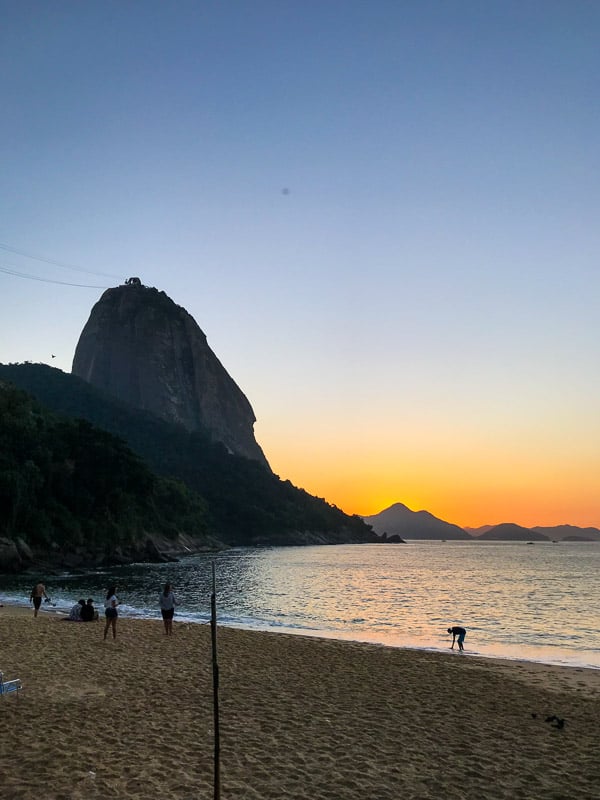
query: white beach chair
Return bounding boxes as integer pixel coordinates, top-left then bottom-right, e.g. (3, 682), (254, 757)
(0, 671), (23, 698)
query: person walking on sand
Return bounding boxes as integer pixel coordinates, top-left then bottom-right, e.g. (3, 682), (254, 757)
(103, 586), (119, 640)
(30, 582), (50, 617)
(448, 625), (466, 651)
(159, 582), (179, 635)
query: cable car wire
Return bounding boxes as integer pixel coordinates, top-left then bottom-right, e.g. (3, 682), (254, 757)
(0, 241), (122, 279)
(0, 264), (110, 289)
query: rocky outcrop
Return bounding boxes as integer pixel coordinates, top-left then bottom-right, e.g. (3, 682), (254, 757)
(378, 532), (406, 543)
(0, 532), (225, 575)
(0, 538), (22, 572)
(72, 283), (269, 468)
(0, 537), (35, 572)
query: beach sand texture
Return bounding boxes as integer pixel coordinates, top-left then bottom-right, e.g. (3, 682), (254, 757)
(0, 607), (598, 800)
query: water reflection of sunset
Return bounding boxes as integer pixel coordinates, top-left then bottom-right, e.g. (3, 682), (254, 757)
(240, 542), (600, 669)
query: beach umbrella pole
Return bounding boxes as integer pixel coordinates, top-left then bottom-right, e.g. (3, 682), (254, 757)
(210, 561), (221, 800)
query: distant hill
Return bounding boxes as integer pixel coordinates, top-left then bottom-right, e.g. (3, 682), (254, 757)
(532, 525), (600, 542)
(365, 511), (600, 543)
(469, 523), (600, 542)
(362, 503), (471, 540)
(464, 525), (494, 535)
(0, 363), (378, 549)
(476, 523), (549, 541)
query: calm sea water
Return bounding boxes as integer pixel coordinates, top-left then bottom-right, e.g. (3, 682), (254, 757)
(2, 541), (599, 669)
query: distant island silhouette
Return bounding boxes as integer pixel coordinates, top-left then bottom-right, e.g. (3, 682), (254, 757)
(362, 503), (600, 542)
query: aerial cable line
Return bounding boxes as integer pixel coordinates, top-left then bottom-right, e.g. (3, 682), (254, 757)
(0, 241), (122, 279)
(0, 264), (110, 289)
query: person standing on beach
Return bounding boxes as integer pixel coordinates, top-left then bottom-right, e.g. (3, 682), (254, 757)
(159, 582), (179, 635)
(30, 582), (50, 617)
(103, 586), (119, 640)
(448, 626), (466, 651)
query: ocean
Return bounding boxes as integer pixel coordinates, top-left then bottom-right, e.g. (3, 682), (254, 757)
(2, 541), (599, 669)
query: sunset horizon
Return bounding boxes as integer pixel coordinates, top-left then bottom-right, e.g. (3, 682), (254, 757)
(3, 2), (598, 537)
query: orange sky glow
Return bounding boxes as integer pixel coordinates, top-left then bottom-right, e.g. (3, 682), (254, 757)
(260, 421), (600, 530)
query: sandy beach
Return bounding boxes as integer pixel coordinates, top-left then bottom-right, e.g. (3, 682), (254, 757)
(0, 606), (598, 800)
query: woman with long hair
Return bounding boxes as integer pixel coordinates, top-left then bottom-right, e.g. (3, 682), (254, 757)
(159, 582), (179, 635)
(103, 585), (119, 640)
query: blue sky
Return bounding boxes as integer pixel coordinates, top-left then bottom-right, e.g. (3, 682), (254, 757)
(1, 1), (599, 526)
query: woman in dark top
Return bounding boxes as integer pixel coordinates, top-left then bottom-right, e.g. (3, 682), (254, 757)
(103, 586), (119, 640)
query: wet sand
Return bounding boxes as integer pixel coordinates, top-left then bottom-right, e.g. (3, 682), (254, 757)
(1, 605), (598, 799)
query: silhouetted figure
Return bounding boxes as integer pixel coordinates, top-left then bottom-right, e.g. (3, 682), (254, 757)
(103, 586), (119, 640)
(448, 626), (466, 651)
(81, 598), (97, 622)
(30, 582), (50, 617)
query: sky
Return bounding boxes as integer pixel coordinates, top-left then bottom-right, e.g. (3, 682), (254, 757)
(1, 1), (599, 528)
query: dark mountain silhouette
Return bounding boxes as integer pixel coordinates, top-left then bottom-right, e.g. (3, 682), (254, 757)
(362, 502), (471, 540)
(0, 363), (378, 549)
(464, 525), (494, 535)
(477, 523), (549, 541)
(532, 525), (600, 542)
(72, 282), (269, 467)
(467, 523), (600, 541)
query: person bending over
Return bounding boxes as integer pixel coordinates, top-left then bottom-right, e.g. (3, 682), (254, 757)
(448, 626), (466, 651)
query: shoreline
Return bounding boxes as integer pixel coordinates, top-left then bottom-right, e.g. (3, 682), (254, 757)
(3, 603), (600, 690)
(3, 598), (599, 674)
(1, 606), (598, 799)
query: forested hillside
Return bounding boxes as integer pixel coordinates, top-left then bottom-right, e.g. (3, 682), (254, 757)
(0, 364), (377, 548)
(0, 381), (217, 570)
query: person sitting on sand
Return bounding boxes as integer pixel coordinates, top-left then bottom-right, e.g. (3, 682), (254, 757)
(159, 582), (179, 635)
(448, 626), (466, 651)
(67, 599), (86, 621)
(81, 598), (97, 622)
(30, 582), (50, 617)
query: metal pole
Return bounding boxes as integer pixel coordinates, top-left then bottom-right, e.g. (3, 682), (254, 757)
(210, 561), (221, 800)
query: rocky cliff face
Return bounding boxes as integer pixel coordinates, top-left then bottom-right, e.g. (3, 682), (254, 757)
(72, 283), (270, 468)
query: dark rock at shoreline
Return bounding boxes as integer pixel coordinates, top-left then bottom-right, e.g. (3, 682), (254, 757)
(378, 532), (406, 543)
(0, 538), (22, 572)
(0, 533), (223, 576)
